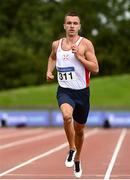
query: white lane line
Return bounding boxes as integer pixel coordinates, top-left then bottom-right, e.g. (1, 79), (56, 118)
(6, 173), (130, 177)
(0, 179), (128, 180)
(104, 128), (127, 180)
(0, 179), (107, 180)
(0, 129), (64, 150)
(0, 128), (98, 177)
(0, 129), (44, 139)
(5, 173), (104, 177)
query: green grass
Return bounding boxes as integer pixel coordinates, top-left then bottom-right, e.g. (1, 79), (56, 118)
(0, 84), (58, 109)
(0, 74), (130, 110)
(90, 74), (130, 110)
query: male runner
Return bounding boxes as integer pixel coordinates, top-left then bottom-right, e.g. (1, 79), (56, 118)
(46, 11), (99, 178)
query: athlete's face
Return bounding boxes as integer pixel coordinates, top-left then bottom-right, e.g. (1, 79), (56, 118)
(64, 16), (81, 36)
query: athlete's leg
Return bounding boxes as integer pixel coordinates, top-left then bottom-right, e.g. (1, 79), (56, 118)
(60, 103), (76, 150)
(74, 121), (85, 161)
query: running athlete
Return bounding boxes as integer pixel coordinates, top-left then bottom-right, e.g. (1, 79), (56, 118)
(46, 11), (99, 178)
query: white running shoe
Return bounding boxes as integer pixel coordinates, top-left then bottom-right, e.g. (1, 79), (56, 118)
(65, 149), (76, 167)
(74, 161), (82, 178)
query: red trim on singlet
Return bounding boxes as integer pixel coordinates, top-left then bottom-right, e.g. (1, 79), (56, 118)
(85, 68), (90, 87)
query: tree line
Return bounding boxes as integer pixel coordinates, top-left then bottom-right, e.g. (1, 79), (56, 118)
(0, 0), (130, 90)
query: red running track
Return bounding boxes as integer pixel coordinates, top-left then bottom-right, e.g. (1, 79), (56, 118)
(0, 127), (130, 180)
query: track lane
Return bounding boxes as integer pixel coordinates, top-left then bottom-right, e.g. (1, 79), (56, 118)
(0, 128), (49, 144)
(110, 128), (130, 179)
(0, 129), (98, 179)
(0, 128), (129, 179)
(0, 129), (65, 172)
(82, 128), (123, 179)
(104, 129), (127, 179)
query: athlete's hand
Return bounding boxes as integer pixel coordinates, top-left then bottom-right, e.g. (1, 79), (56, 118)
(46, 72), (54, 82)
(72, 44), (82, 60)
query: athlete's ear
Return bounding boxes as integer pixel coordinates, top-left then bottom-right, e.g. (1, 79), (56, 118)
(79, 24), (81, 31)
(63, 24), (66, 30)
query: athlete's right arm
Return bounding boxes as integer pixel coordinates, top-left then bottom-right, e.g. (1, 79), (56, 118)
(46, 41), (58, 81)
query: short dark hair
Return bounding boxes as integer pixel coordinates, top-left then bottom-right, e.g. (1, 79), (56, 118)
(64, 11), (80, 22)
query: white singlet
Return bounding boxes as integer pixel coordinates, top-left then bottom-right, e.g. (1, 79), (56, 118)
(56, 37), (90, 90)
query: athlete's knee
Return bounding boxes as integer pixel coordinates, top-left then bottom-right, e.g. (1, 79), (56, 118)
(63, 112), (72, 124)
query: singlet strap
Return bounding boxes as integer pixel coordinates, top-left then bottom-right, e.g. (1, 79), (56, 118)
(58, 37), (83, 50)
(57, 38), (62, 50)
(75, 37), (83, 46)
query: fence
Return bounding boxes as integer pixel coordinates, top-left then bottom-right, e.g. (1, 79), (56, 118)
(0, 110), (130, 128)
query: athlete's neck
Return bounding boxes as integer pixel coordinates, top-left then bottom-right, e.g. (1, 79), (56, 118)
(65, 35), (80, 44)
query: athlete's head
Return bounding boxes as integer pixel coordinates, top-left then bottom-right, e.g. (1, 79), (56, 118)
(64, 11), (81, 23)
(64, 11), (81, 36)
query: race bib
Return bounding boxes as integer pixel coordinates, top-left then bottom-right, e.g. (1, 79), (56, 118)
(57, 67), (76, 81)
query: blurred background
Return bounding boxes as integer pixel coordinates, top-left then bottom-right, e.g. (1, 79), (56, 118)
(0, 0), (130, 128)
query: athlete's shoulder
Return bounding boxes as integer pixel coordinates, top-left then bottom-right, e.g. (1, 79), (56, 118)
(52, 39), (59, 48)
(82, 37), (93, 46)
(81, 37), (95, 52)
(52, 38), (63, 50)
(52, 37), (64, 46)
(50, 39), (59, 53)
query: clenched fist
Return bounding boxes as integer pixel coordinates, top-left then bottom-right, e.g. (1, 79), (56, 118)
(46, 72), (54, 82)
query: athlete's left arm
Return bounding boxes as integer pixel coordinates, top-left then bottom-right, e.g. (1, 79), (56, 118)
(72, 39), (99, 73)
(84, 40), (99, 73)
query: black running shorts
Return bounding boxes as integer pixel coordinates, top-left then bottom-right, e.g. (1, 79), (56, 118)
(57, 86), (90, 124)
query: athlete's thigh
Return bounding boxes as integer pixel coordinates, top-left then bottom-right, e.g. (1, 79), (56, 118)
(57, 86), (75, 116)
(74, 100), (90, 123)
